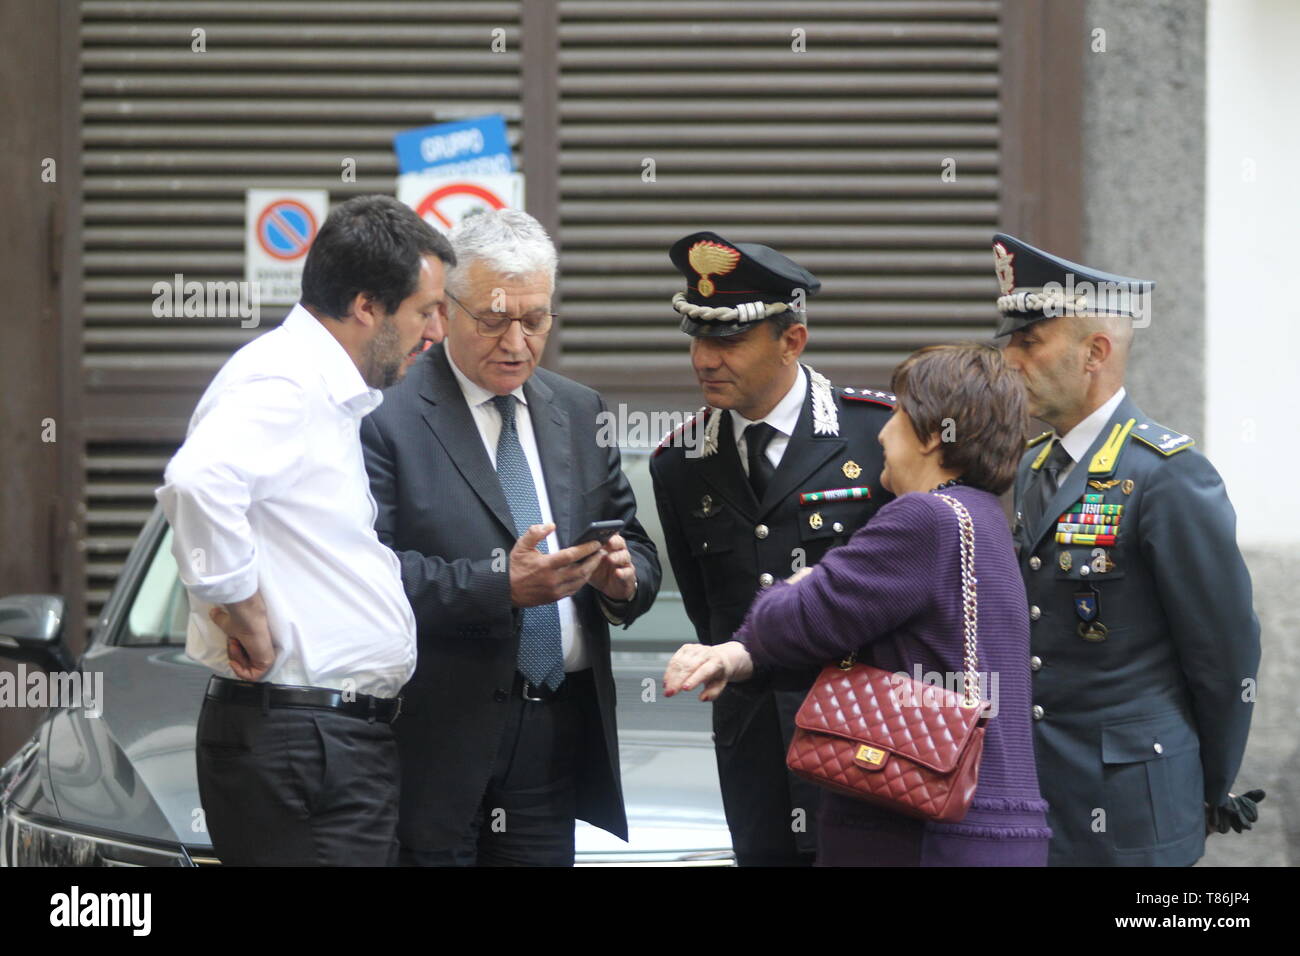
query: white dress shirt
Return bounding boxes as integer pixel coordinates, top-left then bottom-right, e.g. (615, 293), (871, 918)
(731, 365), (808, 474)
(1056, 386), (1127, 482)
(445, 348), (589, 672)
(156, 305), (417, 698)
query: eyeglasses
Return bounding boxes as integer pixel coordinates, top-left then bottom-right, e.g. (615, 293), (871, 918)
(445, 290), (555, 338)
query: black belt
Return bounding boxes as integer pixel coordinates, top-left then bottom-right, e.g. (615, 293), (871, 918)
(513, 668), (592, 703)
(206, 675), (402, 724)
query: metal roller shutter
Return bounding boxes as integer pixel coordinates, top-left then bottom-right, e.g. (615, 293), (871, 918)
(77, 0), (1005, 627)
(79, 0), (523, 626)
(555, 0), (1002, 403)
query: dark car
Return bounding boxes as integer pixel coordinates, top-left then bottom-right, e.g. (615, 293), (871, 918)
(0, 449), (733, 866)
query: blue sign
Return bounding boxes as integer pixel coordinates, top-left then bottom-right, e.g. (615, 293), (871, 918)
(393, 115), (514, 177)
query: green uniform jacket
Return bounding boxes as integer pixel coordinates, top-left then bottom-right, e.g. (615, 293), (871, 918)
(1013, 392), (1260, 866)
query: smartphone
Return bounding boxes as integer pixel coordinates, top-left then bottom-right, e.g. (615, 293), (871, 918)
(569, 519), (625, 550)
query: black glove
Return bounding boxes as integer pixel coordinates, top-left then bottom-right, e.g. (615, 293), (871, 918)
(1207, 789), (1265, 834)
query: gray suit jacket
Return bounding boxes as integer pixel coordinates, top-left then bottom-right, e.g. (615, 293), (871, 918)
(1013, 393), (1259, 865)
(360, 344), (661, 851)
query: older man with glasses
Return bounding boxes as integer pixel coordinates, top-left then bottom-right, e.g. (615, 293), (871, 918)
(360, 208), (661, 866)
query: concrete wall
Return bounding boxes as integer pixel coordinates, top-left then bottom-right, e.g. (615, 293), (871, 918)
(1199, 0), (1300, 867)
(1204, 0), (1300, 549)
(1080, 0), (1296, 866)
(1082, 0), (1207, 438)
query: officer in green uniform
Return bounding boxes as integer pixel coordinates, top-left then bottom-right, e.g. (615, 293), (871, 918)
(651, 231), (894, 866)
(993, 232), (1263, 865)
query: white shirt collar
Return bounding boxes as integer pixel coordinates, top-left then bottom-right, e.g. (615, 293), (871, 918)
(281, 304), (382, 417)
(1058, 386), (1127, 464)
(730, 365), (807, 441)
(445, 343), (529, 409)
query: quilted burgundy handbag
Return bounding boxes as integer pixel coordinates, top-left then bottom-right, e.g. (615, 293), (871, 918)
(786, 493), (989, 823)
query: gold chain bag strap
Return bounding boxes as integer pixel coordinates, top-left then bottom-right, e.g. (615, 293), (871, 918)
(785, 492), (990, 822)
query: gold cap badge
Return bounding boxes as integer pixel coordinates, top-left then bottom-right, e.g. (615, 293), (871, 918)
(688, 241), (741, 298)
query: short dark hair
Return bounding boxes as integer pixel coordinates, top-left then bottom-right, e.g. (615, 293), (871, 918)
(767, 310), (805, 338)
(300, 194), (456, 319)
(889, 343), (1028, 495)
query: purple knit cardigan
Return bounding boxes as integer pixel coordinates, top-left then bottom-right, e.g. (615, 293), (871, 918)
(733, 485), (1051, 866)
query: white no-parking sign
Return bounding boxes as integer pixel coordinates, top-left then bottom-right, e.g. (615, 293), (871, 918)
(245, 189), (329, 304)
(397, 173), (525, 235)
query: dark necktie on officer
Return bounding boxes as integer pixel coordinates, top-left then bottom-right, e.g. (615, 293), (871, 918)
(493, 394), (564, 690)
(745, 422), (777, 500)
(1025, 438), (1072, 532)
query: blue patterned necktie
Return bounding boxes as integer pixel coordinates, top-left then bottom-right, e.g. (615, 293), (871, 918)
(492, 394), (564, 690)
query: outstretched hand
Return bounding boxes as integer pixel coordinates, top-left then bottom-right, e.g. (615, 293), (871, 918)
(663, 641), (754, 702)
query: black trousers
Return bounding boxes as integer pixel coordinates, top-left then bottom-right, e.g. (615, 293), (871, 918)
(195, 691), (400, 866)
(399, 669), (592, 867)
(713, 682), (819, 867)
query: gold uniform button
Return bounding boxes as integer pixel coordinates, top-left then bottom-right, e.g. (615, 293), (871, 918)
(755, 524), (769, 539)
(1029, 605), (1041, 621)
(1029, 655), (1042, 672)
(1032, 705), (1044, 721)
(1029, 556), (1041, 570)
(759, 573), (774, 588)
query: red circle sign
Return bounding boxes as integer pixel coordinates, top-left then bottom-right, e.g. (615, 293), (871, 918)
(414, 183), (507, 228)
(255, 199), (319, 261)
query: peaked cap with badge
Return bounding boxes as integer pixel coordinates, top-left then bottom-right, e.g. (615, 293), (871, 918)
(669, 230), (821, 337)
(653, 230), (898, 866)
(998, 236), (1261, 867)
(992, 232), (1154, 336)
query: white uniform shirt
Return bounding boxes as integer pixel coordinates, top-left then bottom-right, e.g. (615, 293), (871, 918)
(445, 348), (589, 672)
(156, 305), (417, 698)
(731, 365), (808, 474)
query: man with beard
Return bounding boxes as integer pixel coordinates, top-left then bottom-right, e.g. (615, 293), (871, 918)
(993, 232), (1262, 865)
(157, 194), (454, 865)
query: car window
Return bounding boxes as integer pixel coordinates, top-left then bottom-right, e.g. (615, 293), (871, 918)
(122, 527), (189, 646)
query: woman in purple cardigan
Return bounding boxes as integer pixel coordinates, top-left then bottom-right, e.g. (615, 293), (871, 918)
(664, 343), (1051, 866)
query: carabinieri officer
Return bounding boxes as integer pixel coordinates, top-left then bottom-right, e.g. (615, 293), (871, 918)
(993, 232), (1263, 865)
(651, 231), (894, 866)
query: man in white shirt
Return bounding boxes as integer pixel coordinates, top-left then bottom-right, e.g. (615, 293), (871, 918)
(156, 195), (455, 865)
(360, 209), (661, 865)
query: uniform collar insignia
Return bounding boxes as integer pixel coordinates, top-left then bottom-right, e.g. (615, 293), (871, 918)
(1087, 418), (1138, 475)
(807, 365), (839, 437)
(699, 405), (721, 458)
